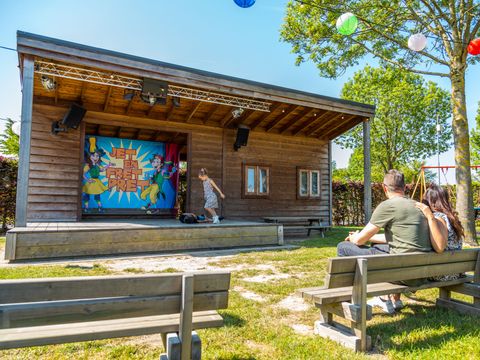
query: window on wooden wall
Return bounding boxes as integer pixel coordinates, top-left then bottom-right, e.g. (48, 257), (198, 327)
(243, 164), (270, 198)
(297, 168), (321, 199)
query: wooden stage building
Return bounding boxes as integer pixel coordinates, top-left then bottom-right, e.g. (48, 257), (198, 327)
(6, 31), (374, 261)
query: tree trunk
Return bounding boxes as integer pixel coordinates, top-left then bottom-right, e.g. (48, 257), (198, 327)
(451, 67), (477, 244)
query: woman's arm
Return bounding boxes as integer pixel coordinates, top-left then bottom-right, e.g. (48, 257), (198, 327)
(209, 179), (225, 199)
(415, 202), (447, 253)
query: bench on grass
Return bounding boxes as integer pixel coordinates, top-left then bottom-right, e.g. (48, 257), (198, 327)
(0, 271), (231, 360)
(297, 249), (480, 352)
(263, 216), (331, 237)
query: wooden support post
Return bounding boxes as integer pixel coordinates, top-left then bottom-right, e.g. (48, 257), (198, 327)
(351, 258), (368, 352)
(15, 55), (35, 227)
(474, 252), (480, 307)
(179, 274), (194, 360)
(363, 119), (372, 224)
(328, 140), (333, 227)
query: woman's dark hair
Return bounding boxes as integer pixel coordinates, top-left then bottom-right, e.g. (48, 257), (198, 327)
(198, 168), (208, 176)
(85, 149), (105, 168)
(423, 184), (464, 240)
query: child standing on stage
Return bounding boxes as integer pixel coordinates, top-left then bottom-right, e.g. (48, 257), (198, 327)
(198, 168), (225, 224)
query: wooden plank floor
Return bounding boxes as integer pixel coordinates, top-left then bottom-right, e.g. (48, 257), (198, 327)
(5, 220), (282, 261)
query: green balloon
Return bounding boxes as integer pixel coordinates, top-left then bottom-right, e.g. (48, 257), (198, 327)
(336, 13), (358, 36)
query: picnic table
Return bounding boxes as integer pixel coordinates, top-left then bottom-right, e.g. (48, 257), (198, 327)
(263, 216), (331, 237)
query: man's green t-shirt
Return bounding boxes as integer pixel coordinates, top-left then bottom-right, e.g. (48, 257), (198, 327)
(370, 196), (431, 254)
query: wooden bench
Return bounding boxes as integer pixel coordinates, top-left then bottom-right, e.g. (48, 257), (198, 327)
(263, 217), (331, 237)
(297, 249), (480, 352)
(0, 271), (231, 360)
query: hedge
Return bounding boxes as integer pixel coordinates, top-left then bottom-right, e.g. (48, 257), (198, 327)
(0, 156), (17, 231)
(332, 180), (480, 226)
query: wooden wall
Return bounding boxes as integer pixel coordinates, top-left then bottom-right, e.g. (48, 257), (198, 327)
(26, 105), (330, 222)
(219, 130), (330, 221)
(27, 105), (82, 221)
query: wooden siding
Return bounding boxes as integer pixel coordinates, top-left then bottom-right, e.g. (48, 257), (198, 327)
(27, 105), (82, 221)
(26, 105), (330, 222)
(219, 130), (330, 220)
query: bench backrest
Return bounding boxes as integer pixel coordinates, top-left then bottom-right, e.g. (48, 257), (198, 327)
(0, 271), (230, 329)
(324, 249), (480, 289)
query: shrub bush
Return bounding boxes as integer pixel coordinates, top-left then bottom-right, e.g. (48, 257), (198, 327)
(0, 156), (17, 231)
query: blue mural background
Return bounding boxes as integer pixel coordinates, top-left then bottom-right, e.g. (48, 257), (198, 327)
(82, 135), (179, 212)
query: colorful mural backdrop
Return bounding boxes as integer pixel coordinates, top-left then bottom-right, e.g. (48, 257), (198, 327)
(82, 136), (179, 213)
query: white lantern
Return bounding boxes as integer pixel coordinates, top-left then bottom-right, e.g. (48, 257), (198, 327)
(11, 121), (21, 136)
(408, 33), (427, 52)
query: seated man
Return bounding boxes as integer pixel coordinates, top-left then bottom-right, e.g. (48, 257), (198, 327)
(337, 169), (444, 313)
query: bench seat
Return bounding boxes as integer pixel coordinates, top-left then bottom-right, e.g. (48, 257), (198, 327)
(0, 310), (223, 350)
(299, 275), (473, 305)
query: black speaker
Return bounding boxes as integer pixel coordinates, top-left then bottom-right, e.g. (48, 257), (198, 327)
(234, 125), (250, 151)
(62, 104), (86, 129)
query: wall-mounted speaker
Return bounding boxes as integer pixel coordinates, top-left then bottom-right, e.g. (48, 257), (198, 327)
(234, 124), (250, 151)
(52, 104), (86, 135)
(62, 104), (86, 129)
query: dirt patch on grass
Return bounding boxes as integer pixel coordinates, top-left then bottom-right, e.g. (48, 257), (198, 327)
(234, 286), (268, 302)
(275, 294), (311, 312)
(242, 273), (291, 283)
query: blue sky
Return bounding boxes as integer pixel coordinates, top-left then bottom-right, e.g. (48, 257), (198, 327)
(0, 0), (479, 183)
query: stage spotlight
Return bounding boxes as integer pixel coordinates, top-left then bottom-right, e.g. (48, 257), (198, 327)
(123, 91), (135, 101)
(41, 75), (56, 91)
(232, 107), (244, 119)
(172, 96), (181, 107)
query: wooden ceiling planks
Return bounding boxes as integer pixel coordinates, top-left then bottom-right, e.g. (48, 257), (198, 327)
(265, 105), (301, 133)
(32, 70), (362, 140)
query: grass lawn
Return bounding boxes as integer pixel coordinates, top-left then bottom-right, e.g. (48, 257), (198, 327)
(0, 228), (479, 359)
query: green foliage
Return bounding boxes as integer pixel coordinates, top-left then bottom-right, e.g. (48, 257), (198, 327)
(471, 101), (480, 166)
(0, 156), (17, 230)
(0, 118), (19, 157)
(336, 66), (451, 173)
(280, 1), (480, 79)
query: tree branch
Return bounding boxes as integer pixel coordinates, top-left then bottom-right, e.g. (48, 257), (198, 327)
(358, 16), (449, 66)
(349, 38), (450, 77)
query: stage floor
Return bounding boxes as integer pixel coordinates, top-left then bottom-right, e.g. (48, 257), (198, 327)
(5, 219), (283, 261)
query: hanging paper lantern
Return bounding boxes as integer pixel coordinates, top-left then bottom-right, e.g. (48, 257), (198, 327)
(11, 121), (21, 136)
(233, 0), (255, 8)
(408, 33), (428, 52)
(336, 13), (358, 36)
(467, 38), (480, 56)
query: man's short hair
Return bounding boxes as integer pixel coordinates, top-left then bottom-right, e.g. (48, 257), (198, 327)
(383, 169), (405, 193)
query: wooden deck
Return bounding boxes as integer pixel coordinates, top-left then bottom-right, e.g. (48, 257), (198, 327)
(5, 219), (283, 261)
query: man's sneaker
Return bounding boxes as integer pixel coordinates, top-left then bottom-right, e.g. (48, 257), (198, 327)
(393, 300), (404, 310)
(367, 296), (395, 314)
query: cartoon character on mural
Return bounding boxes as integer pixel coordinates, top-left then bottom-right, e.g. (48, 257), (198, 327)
(82, 137), (112, 212)
(140, 154), (177, 214)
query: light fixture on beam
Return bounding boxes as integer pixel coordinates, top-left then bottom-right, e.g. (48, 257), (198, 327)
(232, 107), (244, 119)
(40, 75), (57, 91)
(34, 60), (271, 112)
(172, 96), (181, 107)
(141, 78), (168, 106)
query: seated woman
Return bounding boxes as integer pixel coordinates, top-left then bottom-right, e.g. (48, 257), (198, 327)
(416, 184), (464, 281)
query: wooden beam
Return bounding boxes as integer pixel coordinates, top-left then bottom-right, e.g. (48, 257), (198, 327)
(280, 107), (315, 134)
(320, 115), (357, 138)
(54, 76), (58, 105)
(125, 94), (136, 115)
(103, 86), (113, 112)
(79, 82), (87, 104)
(321, 116), (361, 139)
(147, 104), (156, 118)
(179, 274), (194, 360)
(116, 127), (123, 138)
(203, 104), (220, 124)
(185, 102), (202, 123)
(15, 55), (35, 227)
(220, 111), (233, 128)
(294, 110), (331, 136)
(151, 130), (160, 141)
(166, 102), (176, 121)
(249, 103), (281, 130)
(265, 105), (300, 132)
(309, 113), (343, 137)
